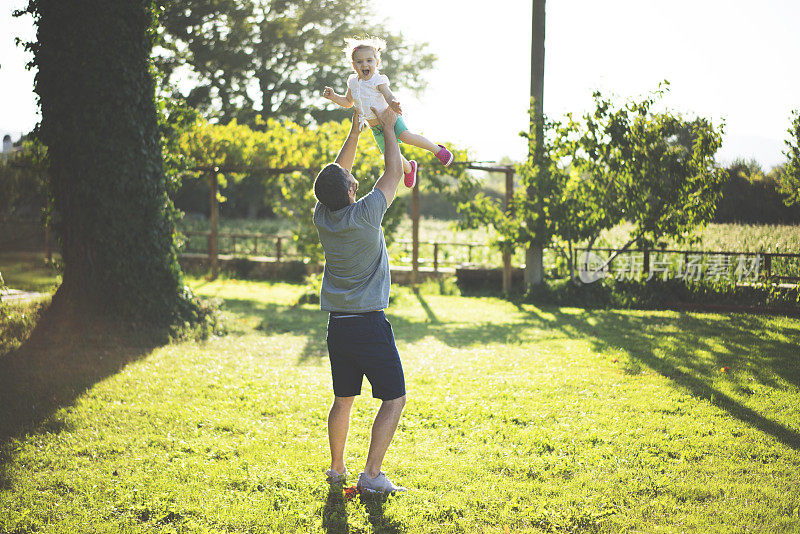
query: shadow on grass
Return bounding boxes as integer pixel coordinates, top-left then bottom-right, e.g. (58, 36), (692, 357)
(0, 309), (161, 488)
(322, 485), (350, 533)
(411, 288), (440, 324)
(321, 486), (405, 534)
(211, 290), (800, 450)
(222, 292), (536, 359)
(228, 298), (330, 364)
(362, 493), (406, 534)
(519, 305), (800, 450)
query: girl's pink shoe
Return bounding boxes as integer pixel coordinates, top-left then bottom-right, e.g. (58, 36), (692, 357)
(436, 145), (454, 167)
(404, 160), (418, 188)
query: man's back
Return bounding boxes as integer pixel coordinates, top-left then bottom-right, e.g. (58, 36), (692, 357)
(313, 188), (390, 312)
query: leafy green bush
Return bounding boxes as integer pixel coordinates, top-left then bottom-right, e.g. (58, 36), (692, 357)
(525, 277), (800, 313)
(168, 289), (226, 342)
(295, 274), (323, 306)
(415, 276), (462, 296)
(173, 116), (472, 263)
(455, 267), (526, 295)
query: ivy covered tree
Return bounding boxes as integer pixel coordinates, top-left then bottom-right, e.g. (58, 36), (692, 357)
(16, 0), (202, 327)
(154, 0), (436, 126)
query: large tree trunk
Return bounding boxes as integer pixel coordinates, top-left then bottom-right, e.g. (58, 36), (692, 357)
(31, 0), (196, 325)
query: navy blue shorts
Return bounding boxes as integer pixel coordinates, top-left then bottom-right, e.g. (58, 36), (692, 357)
(326, 311), (405, 401)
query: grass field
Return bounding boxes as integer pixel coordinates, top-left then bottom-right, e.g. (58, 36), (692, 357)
(177, 217), (800, 253)
(1, 279), (799, 532)
(0, 251), (61, 293)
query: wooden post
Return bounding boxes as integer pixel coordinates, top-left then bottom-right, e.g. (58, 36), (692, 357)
(44, 222), (52, 264)
(503, 168), (515, 294)
(526, 0), (546, 289)
(433, 242), (439, 273)
(684, 252), (689, 278)
(411, 179), (420, 285)
(276, 236), (282, 263)
(569, 242), (575, 281)
(44, 197), (53, 263)
(209, 170), (219, 280)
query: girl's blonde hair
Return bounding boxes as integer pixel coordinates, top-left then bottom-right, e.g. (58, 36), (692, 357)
(343, 36), (387, 61)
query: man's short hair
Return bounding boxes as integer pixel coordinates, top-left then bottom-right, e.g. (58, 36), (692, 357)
(314, 163), (351, 211)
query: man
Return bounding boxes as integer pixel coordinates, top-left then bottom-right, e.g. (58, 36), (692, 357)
(312, 105), (407, 494)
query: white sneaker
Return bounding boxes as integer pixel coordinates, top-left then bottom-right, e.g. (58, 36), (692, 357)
(356, 471), (407, 495)
(326, 468), (347, 485)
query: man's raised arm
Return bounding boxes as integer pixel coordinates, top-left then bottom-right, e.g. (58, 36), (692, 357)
(372, 107), (404, 207)
(334, 109), (362, 173)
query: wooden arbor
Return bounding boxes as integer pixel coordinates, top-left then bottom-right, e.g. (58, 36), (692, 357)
(196, 161), (518, 294)
(405, 161), (517, 294)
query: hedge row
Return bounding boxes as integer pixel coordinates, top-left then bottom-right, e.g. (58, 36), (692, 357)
(523, 277), (800, 315)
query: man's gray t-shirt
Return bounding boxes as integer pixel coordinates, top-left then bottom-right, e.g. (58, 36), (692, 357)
(313, 189), (390, 312)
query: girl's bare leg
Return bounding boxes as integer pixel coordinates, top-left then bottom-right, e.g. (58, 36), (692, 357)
(401, 153), (411, 174)
(399, 131), (441, 155)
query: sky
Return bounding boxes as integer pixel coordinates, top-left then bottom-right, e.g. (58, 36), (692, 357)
(2, 0), (799, 168)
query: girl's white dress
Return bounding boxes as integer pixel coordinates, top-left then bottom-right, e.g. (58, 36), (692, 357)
(347, 71), (390, 130)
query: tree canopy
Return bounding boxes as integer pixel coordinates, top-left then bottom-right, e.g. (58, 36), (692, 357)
(779, 109), (800, 206)
(458, 86), (728, 276)
(153, 0), (436, 126)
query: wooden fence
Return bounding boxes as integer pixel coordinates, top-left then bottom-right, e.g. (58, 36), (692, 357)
(181, 230), (291, 261)
(393, 239), (492, 271)
(180, 233), (800, 285)
(179, 231), (494, 273)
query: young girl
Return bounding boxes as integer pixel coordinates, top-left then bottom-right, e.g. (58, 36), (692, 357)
(323, 37), (453, 188)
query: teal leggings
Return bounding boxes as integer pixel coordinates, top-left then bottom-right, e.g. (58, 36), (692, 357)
(370, 116), (409, 153)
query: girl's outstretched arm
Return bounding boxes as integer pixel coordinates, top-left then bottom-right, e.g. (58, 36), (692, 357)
(323, 86), (354, 108)
(377, 84), (402, 114)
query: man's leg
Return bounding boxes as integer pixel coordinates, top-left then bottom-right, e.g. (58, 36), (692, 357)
(364, 395), (406, 478)
(328, 395), (355, 474)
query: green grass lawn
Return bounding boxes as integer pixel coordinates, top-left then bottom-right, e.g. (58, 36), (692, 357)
(1, 279), (799, 533)
(0, 251), (62, 293)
